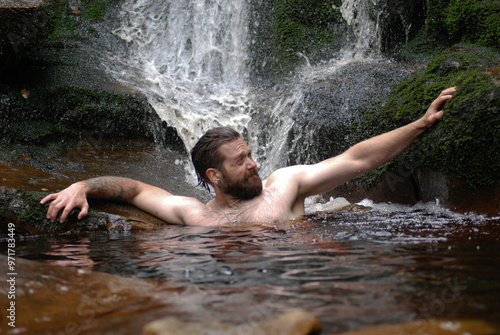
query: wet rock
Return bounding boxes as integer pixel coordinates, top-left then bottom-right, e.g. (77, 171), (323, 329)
(376, 0), (426, 53)
(0, 255), (322, 335)
(0, 254), (174, 334)
(334, 319), (500, 335)
(0, 0), (60, 77)
(0, 0), (44, 7)
(0, 0), (184, 148)
(0, 185), (167, 235)
(328, 169), (500, 217)
(142, 309), (321, 335)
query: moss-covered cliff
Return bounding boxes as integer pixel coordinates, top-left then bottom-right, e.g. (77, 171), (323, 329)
(272, 0), (499, 70)
(273, 0), (344, 75)
(354, 46), (500, 189)
(426, 0), (500, 50)
(0, 0), (182, 148)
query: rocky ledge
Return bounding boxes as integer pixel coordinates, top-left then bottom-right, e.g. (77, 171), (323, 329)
(0, 185), (168, 235)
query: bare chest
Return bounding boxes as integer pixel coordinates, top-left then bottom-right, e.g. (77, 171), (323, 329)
(207, 189), (295, 225)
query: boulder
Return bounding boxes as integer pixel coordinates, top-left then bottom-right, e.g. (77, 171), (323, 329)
(143, 309), (321, 335)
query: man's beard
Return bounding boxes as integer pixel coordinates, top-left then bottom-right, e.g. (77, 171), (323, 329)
(221, 168), (263, 200)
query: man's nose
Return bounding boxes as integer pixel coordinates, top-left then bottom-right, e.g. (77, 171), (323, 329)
(247, 157), (257, 169)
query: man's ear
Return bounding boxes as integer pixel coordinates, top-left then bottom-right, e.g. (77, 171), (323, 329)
(206, 168), (223, 186)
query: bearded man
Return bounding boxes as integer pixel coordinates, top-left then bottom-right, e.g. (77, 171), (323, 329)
(41, 87), (456, 226)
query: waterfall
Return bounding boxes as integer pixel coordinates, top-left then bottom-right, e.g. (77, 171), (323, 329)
(337, 0), (382, 58)
(106, 0), (253, 153)
(105, 0), (392, 178)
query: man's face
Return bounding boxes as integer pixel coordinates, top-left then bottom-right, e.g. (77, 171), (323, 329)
(218, 138), (263, 200)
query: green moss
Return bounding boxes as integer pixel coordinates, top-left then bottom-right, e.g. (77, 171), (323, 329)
(44, 0), (107, 42)
(445, 0), (500, 49)
(18, 190), (63, 232)
(83, 0), (107, 23)
(50, 14), (80, 39)
(354, 46), (500, 189)
(399, 0), (499, 61)
(274, 0), (342, 74)
(425, 0), (452, 43)
(39, 0), (68, 39)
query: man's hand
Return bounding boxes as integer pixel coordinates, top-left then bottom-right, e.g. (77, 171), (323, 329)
(420, 86), (456, 128)
(40, 182), (90, 223)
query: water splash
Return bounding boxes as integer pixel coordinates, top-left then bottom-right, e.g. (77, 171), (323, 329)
(106, 0), (252, 152)
(104, 0), (393, 176)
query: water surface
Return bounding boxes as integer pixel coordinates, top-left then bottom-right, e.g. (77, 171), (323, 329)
(7, 202), (500, 333)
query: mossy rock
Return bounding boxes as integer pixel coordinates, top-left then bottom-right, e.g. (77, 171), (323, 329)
(353, 45), (500, 189)
(0, 86), (173, 146)
(425, 0), (500, 50)
(273, 0), (344, 75)
(0, 186), (160, 235)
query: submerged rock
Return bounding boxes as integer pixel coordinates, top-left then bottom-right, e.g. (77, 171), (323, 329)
(142, 309), (321, 335)
(0, 254), (171, 334)
(334, 319), (500, 335)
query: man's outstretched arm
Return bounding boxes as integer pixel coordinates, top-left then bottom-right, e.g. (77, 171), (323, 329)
(295, 86), (456, 197)
(41, 177), (145, 223)
(40, 176), (205, 225)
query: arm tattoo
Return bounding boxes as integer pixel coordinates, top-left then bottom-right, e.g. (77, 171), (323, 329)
(83, 177), (139, 203)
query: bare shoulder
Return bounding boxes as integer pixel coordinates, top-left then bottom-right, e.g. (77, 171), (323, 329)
(263, 165), (310, 202)
(264, 165), (308, 188)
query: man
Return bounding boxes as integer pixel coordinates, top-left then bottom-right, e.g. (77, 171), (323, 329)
(41, 87), (456, 226)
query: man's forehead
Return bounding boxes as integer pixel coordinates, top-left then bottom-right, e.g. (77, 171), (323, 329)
(219, 138), (250, 156)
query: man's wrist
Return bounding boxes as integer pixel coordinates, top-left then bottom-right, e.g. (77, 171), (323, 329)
(414, 117), (430, 130)
(76, 181), (90, 195)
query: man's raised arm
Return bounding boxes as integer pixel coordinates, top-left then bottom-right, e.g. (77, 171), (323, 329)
(296, 87), (456, 197)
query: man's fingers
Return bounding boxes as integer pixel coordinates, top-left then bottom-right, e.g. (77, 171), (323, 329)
(437, 87), (456, 105)
(429, 110), (445, 124)
(430, 87), (456, 111)
(40, 193), (57, 205)
(78, 203), (89, 220)
(441, 86), (457, 96)
(47, 199), (64, 222)
(59, 205), (74, 223)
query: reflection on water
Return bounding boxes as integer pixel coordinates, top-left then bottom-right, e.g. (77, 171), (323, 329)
(4, 203), (500, 333)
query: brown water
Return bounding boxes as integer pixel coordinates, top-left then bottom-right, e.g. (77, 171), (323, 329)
(1, 145), (500, 334)
(3, 206), (500, 334)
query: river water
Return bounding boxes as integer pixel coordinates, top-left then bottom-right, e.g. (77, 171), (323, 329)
(5, 197), (500, 333)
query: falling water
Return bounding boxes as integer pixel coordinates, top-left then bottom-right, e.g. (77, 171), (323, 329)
(337, 0), (382, 58)
(107, 0), (253, 152)
(105, 0), (393, 177)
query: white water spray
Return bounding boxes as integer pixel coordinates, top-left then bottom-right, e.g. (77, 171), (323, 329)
(105, 0), (386, 177)
(107, 0), (252, 152)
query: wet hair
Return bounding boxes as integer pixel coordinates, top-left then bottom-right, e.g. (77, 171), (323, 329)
(190, 126), (242, 192)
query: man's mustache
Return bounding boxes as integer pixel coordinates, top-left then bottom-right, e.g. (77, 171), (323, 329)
(247, 168), (260, 178)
